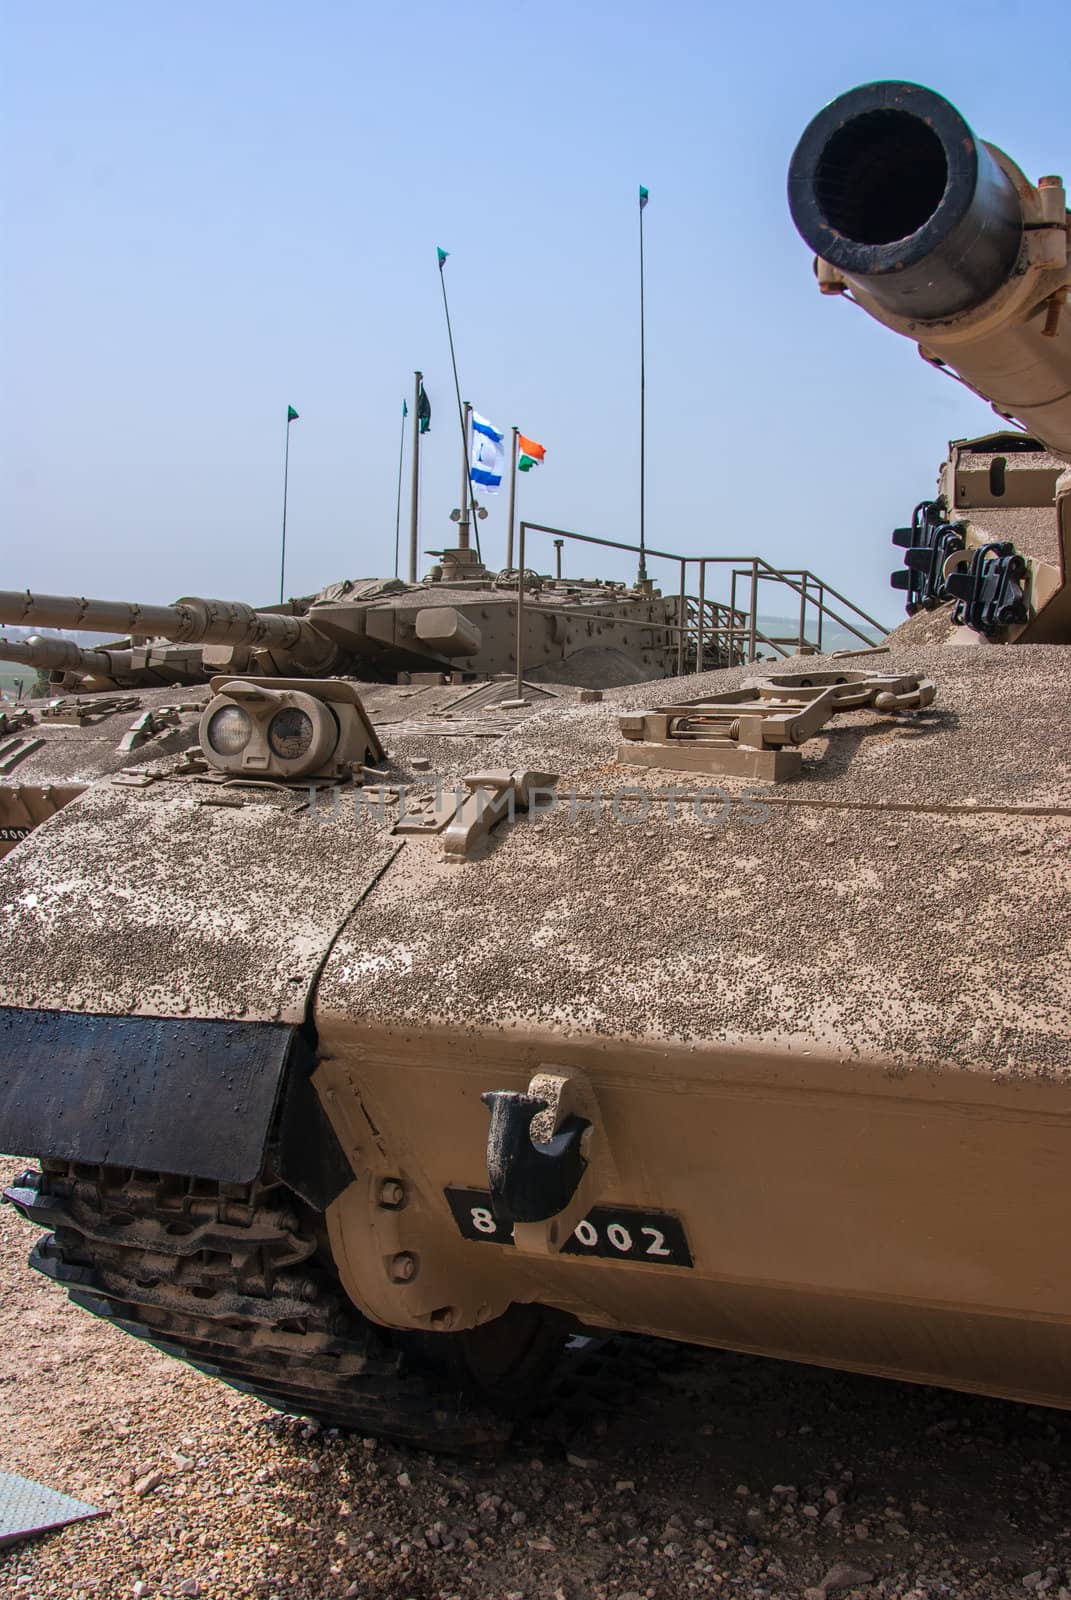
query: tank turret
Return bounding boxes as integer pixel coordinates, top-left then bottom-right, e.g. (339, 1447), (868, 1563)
(789, 81), (1071, 642)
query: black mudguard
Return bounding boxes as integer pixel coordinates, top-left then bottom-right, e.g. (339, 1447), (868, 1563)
(0, 1008), (352, 1203)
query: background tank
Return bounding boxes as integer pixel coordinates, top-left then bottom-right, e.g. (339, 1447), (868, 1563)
(2, 81), (1070, 1453)
(0, 567), (689, 696)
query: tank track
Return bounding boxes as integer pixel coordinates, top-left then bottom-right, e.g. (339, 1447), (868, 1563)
(4, 1162), (512, 1454)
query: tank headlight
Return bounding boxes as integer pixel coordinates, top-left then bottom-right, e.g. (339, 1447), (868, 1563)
(199, 679), (369, 781)
(268, 707), (315, 760)
(206, 704), (253, 755)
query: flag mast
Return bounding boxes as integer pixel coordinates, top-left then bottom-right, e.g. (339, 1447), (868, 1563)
(408, 371), (422, 583)
(393, 396), (408, 580)
(436, 248), (482, 566)
(462, 400), (473, 550)
(506, 425), (519, 571)
(279, 405), (299, 604)
(638, 185), (649, 587)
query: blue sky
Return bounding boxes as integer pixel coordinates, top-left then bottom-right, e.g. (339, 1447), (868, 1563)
(1, 0), (1065, 624)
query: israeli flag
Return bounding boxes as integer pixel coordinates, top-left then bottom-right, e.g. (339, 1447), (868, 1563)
(470, 412), (505, 493)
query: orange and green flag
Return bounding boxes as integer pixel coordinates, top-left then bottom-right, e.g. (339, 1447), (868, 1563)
(517, 433), (545, 473)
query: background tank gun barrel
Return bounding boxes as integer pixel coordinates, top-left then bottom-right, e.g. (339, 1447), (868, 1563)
(0, 634), (121, 677)
(0, 591), (339, 676)
(788, 82), (1071, 458)
(0, 591), (307, 648)
(0, 632), (210, 691)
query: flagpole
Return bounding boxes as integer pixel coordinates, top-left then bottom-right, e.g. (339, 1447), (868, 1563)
(279, 406), (298, 604)
(393, 398), (407, 580)
(506, 425), (519, 571)
(638, 185), (648, 586)
(408, 371), (422, 584)
(461, 400), (471, 543)
(437, 248), (481, 564)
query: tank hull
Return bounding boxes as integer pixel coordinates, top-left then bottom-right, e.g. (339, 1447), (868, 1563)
(2, 638), (1068, 1441)
(316, 1021), (1071, 1411)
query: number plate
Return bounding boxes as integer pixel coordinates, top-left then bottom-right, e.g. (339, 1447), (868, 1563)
(444, 1187), (692, 1268)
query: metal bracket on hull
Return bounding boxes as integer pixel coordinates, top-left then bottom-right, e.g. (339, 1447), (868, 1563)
(946, 542), (1029, 634)
(618, 671), (936, 781)
(393, 769), (558, 859)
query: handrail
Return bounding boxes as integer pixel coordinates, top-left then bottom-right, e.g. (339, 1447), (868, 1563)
(746, 555), (889, 638)
(515, 519), (889, 697)
(734, 567), (877, 650)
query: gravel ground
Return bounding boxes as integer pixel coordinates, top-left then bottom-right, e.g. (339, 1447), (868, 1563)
(2, 1163), (1070, 1600)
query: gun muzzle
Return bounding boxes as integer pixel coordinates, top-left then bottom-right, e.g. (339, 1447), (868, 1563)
(788, 81), (1023, 321)
(788, 81), (1071, 458)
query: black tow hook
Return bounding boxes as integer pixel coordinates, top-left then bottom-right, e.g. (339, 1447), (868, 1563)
(481, 1091), (589, 1226)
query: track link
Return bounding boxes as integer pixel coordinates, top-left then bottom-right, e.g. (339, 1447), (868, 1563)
(4, 1163), (511, 1453)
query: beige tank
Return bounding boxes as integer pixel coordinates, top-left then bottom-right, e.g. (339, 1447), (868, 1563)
(1, 81), (1069, 1452)
(0, 569), (686, 696)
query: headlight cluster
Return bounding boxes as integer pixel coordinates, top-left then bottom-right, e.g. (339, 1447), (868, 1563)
(197, 677), (383, 783)
(205, 704), (318, 763)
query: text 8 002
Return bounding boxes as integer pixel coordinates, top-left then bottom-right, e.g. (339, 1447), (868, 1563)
(445, 1188), (692, 1268)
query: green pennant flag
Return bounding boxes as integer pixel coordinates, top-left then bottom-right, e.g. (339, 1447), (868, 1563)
(639, 185), (649, 210)
(436, 246), (448, 269)
(417, 381), (431, 434)
(402, 399), (408, 417)
(287, 405), (299, 422)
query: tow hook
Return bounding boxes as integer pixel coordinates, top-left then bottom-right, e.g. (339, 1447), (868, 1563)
(479, 1069), (618, 1256)
(481, 1090), (590, 1224)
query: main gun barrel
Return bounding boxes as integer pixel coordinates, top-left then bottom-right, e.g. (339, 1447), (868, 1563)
(788, 82), (1071, 458)
(0, 592), (341, 679)
(0, 592), (307, 648)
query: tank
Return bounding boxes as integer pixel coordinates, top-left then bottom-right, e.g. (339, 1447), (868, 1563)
(1, 82), (1069, 1454)
(0, 567), (688, 696)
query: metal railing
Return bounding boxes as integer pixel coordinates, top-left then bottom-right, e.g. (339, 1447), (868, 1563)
(513, 520), (889, 696)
